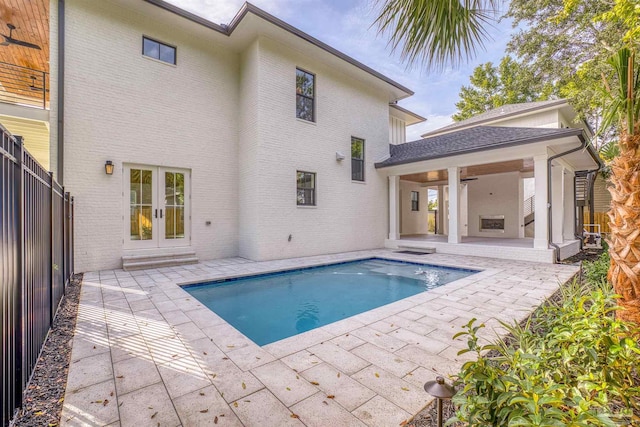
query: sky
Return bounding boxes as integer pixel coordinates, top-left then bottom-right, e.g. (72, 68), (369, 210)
(166, 0), (515, 141)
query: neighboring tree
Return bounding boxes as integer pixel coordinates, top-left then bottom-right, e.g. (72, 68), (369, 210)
(374, 0), (500, 70)
(505, 0), (630, 139)
(453, 56), (553, 121)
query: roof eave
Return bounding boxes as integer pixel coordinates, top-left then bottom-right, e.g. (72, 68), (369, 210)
(143, 0), (414, 98)
(375, 128), (584, 169)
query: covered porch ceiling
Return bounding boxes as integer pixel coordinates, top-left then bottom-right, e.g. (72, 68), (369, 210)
(0, 0), (49, 72)
(400, 158), (534, 184)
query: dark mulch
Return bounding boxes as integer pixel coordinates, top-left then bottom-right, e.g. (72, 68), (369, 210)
(11, 274), (83, 427)
(560, 247), (605, 264)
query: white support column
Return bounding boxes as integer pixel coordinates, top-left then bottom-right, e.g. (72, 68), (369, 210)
(437, 186), (445, 235)
(518, 175), (525, 238)
(388, 175), (400, 240)
(563, 168), (575, 241)
(447, 167), (461, 243)
(551, 162), (564, 244)
(533, 155), (549, 249)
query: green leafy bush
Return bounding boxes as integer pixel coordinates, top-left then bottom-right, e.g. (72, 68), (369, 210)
(449, 256), (640, 426)
(582, 251), (610, 288)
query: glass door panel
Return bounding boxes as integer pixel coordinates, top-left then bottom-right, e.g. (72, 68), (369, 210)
(124, 165), (189, 249)
(160, 168), (189, 247)
(129, 168), (155, 243)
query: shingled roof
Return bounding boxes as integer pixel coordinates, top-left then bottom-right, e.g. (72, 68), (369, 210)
(375, 126), (584, 168)
(421, 99), (568, 138)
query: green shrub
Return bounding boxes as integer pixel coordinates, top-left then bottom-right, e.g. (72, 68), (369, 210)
(583, 251), (611, 288)
(449, 279), (640, 426)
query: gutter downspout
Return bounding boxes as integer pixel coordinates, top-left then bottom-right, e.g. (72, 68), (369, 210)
(547, 135), (601, 262)
(57, 0), (65, 184)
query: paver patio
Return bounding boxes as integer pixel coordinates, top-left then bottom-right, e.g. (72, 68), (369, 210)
(60, 250), (579, 426)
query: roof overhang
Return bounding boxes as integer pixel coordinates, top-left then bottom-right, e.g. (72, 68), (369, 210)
(376, 127), (602, 173)
(141, 0), (414, 101)
(389, 104), (426, 126)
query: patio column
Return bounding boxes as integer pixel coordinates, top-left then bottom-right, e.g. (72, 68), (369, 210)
(563, 168), (576, 240)
(447, 166), (461, 243)
(551, 161), (564, 244)
(388, 175), (400, 240)
(437, 186), (445, 235)
(533, 154), (549, 249)
(518, 176), (525, 238)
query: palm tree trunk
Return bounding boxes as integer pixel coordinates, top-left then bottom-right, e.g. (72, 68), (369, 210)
(607, 129), (640, 323)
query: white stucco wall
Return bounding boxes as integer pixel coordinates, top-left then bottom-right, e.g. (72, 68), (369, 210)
(240, 37), (390, 261)
(64, 0), (240, 271)
(491, 110), (559, 129)
(466, 172), (521, 238)
(399, 181), (428, 234)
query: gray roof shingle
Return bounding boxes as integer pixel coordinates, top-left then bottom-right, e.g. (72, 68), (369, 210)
(375, 126), (583, 168)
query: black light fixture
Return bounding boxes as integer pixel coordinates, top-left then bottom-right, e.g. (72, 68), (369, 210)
(424, 376), (456, 427)
(105, 160), (114, 175)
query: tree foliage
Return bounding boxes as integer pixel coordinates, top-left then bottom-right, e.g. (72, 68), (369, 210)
(374, 0), (500, 71)
(504, 0), (630, 132)
(453, 56), (553, 121)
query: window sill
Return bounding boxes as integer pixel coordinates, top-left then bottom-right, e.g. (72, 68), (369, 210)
(297, 205), (317, 209)
(351, 180), (366, 184)
(142, 55), (177, 68)
(296, 118), (317, 126)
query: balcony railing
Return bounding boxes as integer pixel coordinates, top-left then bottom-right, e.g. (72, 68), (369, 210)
(0, 61), (49, 110)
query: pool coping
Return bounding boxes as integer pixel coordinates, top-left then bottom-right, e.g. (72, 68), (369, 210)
(60, 249), (580, 427)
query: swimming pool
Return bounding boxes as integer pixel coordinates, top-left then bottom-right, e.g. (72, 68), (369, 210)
(183, 258), (477, 345)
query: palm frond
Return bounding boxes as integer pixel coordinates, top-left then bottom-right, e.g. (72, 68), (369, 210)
(600, 47), (640, 135)
(374, 0), (500, 71)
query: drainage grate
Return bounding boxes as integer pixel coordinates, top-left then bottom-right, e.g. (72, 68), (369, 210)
(395, 250), (433, 255)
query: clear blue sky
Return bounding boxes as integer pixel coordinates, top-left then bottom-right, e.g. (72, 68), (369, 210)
(167, 0), (514, 140)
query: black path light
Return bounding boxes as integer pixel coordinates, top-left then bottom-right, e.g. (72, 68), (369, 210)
(424, 376), (456, 427)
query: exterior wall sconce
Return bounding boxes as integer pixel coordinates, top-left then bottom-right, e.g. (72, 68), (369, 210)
(424, 376), (456, 427)
(336, 152), (345, 161)
(105, 160), (114, 175)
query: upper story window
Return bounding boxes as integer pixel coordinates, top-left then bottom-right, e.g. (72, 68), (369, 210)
(143, 36), (176, 65)
(411, 191), (419, 211)
(297, 171), (316, 206)
(351, 137), (364, 181)
(296, 68), (315, 122)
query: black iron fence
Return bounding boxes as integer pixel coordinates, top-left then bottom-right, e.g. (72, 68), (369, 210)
(1, 124), (74, 426)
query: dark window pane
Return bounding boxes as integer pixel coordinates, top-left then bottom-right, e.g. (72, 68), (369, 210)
(159, 44), (176, 64)
(296, 171), (316, 205)
(296, 96), (314, 121)
(351, 159), (364, 181)
(143, 38), (160, 59)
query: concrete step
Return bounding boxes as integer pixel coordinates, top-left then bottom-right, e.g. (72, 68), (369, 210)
(122, 250), (199, 271)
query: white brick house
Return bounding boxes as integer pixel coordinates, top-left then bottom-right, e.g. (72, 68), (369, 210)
(49, 0), (425, 271)
(1, 0), (600, 271)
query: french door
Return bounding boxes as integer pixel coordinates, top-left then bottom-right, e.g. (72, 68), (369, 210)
(125, 165), (190, 249)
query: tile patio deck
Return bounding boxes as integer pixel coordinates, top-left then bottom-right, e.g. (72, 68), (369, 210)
(60, 250), (579, 427)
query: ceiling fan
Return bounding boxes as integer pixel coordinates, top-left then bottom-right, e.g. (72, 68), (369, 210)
(1, 24), (41, 50)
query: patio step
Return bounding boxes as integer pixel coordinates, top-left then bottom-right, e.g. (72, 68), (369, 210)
(122, 249), (199, 271)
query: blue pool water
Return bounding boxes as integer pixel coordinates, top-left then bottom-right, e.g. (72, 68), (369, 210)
(183, 258), (477, 345)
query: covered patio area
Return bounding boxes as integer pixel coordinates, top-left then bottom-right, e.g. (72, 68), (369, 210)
(376, 126), (602, 263)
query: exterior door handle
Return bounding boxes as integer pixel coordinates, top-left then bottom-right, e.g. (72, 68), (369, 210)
(155, 209), (158, 218)
(160, 209), (163, 219)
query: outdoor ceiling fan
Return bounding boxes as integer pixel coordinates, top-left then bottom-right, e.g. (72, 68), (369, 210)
(0, 24), (41, 50)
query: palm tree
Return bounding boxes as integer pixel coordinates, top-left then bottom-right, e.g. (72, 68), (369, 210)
(374, 0), (499, 70)
(601, 47), (640, 323)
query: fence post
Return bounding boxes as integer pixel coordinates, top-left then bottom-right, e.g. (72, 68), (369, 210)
(62, 191), (67, 289)
(49, 171), (55, 323)
(15, 135), (25, 410)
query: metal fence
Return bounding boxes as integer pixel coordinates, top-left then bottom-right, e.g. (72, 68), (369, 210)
(1, 124), (74, 426)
